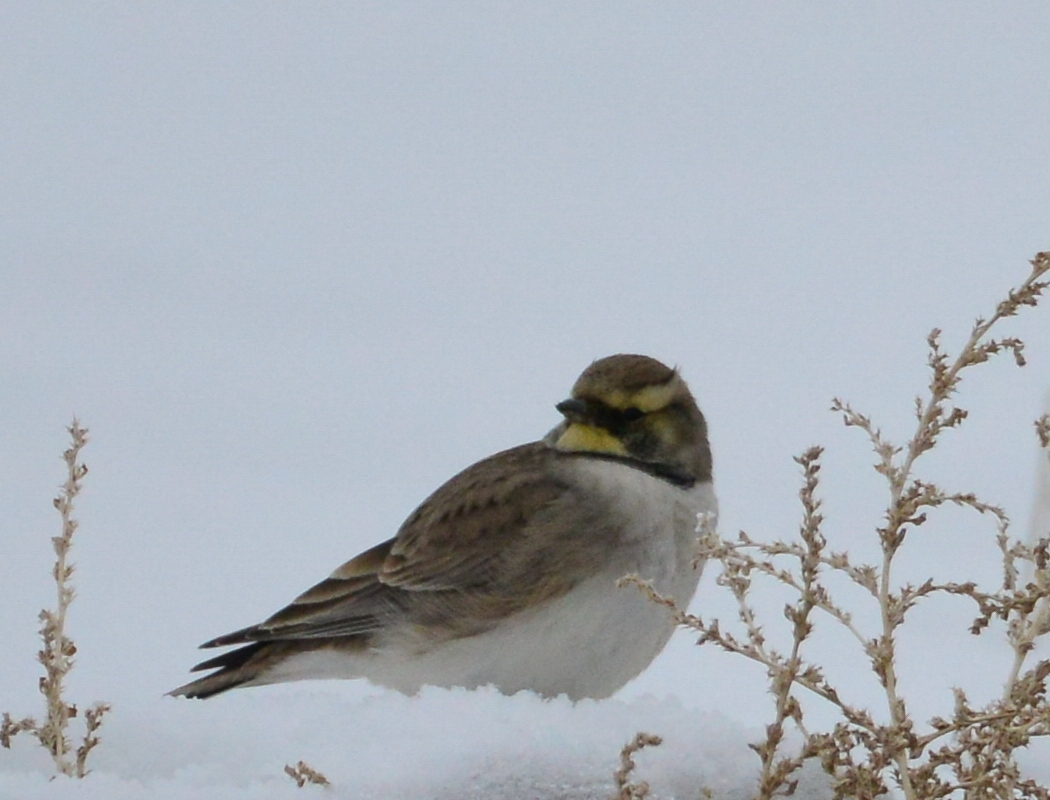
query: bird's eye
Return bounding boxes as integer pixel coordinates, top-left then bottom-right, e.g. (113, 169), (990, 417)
(621, 407), (644, 422)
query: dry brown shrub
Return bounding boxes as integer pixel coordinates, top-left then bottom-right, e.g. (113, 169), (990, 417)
(1, 420), (111, 778)
(284, 759), (331, 788)
(620, 253), (1050, 799)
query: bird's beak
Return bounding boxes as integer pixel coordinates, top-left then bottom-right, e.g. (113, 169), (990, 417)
(556, 398), (589, 423)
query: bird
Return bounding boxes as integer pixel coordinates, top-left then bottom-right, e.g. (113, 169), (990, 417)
(170, 354), (716, 701)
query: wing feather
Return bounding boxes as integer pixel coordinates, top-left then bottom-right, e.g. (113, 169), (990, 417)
(200, 443), (619, 648)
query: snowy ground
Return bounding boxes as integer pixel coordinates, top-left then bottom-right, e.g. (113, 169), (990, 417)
(4, 3), (1050, 799)
(1, 688), (828, 800)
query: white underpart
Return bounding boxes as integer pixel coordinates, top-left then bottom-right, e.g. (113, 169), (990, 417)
(259, 461), (718, 700)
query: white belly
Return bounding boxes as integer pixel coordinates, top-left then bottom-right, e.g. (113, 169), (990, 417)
(265, 466), (717, 699)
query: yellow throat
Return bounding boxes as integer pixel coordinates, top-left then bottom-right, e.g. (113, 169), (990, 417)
(554, 423), (628, 456)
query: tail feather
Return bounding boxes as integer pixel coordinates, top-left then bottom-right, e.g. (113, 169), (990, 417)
(169, 641), (281, 699)
(165, 638), (268, 697)
(169, 636), (366, 699)
(168, 673), (251, 700)
(191, 641), (267, 674)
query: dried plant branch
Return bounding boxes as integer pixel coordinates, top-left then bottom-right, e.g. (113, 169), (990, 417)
(625, 254), (1050, 799)
(37, 419), (90, 772)
(284, 760), (331, 788)
(1, 420), (110, 778)
(0, 715), (36, 750)
(1036, 414), (1050, 451)
(1028, 411), (1050, 651)
(612, 732), (662, 800)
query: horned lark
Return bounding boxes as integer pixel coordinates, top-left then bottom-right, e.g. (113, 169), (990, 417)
(171, 354), (716, 700)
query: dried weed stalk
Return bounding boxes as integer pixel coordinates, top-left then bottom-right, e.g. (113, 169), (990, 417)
(284, 759), (331, 788)
(625, 253), (1050, 799)
(613, 732), (663, 800)
(1, 420), (111, 778)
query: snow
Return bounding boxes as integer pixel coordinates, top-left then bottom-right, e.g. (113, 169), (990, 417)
(3, 2), (1050, 798)
(0, 688), (830, 800)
